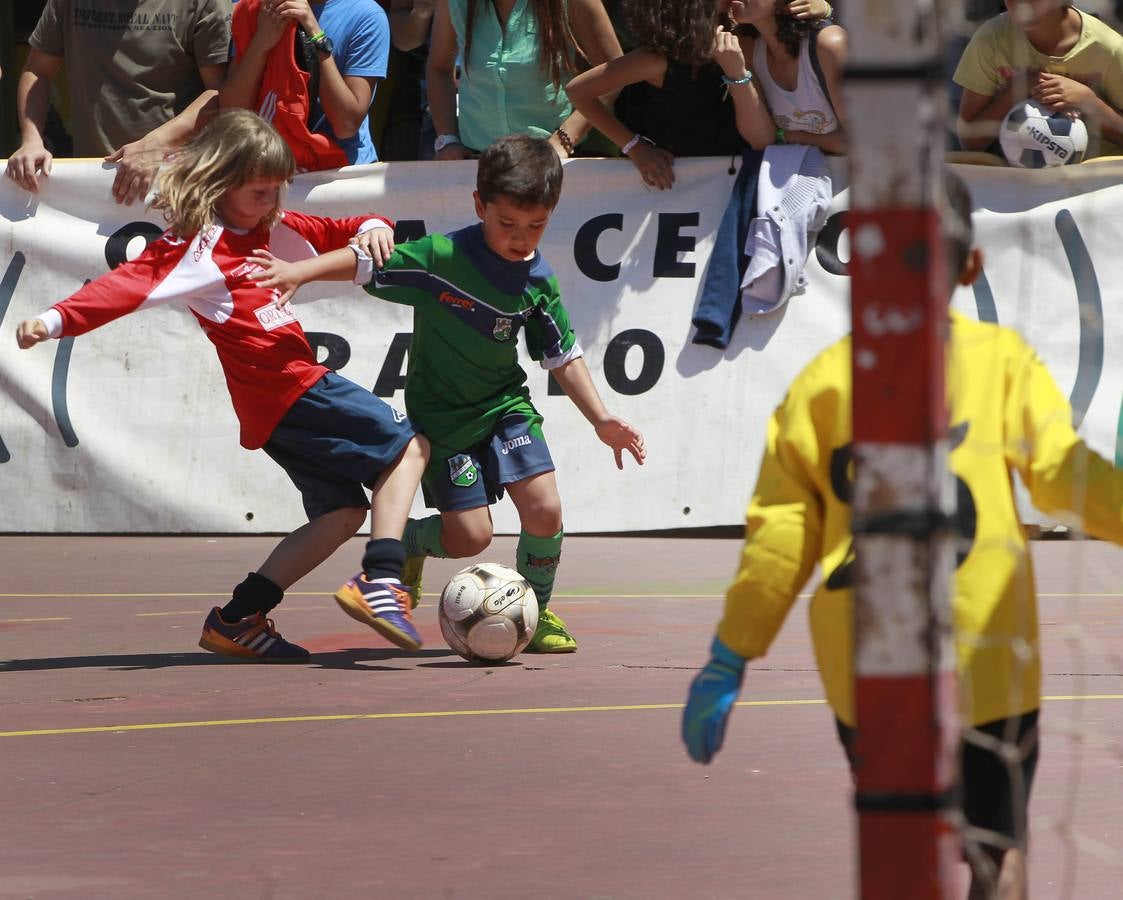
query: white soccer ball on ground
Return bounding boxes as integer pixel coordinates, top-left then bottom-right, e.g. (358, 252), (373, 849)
(438, 563), (539, 662)
(998, 99), (1088, 169)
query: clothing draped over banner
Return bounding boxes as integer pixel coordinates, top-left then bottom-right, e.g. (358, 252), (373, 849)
(2, 157), (1121, 533)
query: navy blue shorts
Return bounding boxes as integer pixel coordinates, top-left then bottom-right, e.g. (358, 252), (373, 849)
(263, 373), (415, 521)
(422, 411), (554, 512)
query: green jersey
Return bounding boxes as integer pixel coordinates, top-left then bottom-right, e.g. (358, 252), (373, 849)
(364, 224), (581, 451)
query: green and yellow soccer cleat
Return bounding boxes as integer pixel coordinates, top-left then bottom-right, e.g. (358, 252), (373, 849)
(525, 607), (577, 653)
(401, 555), (425, 610)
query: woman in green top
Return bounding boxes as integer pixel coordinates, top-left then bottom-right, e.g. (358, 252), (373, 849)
(426, 0), (624, 160)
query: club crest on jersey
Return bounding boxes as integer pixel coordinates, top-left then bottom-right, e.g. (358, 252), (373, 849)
(493, 317), (513, 341)
(448, 454), (478, 487)
(254, 301), (298, 332)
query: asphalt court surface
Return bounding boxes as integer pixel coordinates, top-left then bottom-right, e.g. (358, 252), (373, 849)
(1, 535), (1121, 898)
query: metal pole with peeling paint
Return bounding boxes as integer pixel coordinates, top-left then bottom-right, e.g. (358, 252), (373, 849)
(846, 1), (960, 897)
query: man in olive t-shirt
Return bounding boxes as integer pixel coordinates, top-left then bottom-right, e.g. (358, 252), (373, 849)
(6, 0), (231, 203)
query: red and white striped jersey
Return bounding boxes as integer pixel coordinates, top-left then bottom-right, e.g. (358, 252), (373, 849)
(48, 210), (389, 449)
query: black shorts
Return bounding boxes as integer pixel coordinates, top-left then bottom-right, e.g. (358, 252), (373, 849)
(836, 710), (1039, 843)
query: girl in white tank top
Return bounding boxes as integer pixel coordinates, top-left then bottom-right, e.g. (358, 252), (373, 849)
(751, 34), (839, 135)
(731, 2), (848, 154)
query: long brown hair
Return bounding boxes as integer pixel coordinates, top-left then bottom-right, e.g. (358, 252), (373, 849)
(462, 0), (580, 89)
(621, 0), (727, 67)
(152, 109), (295, 236)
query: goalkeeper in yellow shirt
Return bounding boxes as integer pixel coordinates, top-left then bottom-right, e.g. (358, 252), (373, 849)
(681, 170), (1123, 899)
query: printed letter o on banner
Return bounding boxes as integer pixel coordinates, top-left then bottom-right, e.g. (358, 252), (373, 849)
(603, 329), (664, 396)
(104, 222), (165, 270)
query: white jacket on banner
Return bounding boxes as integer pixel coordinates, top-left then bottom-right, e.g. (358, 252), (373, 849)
(740, 144), (833, 316)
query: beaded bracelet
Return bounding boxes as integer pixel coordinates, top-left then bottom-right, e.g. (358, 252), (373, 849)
(721, 71), (754, 87)
(556, 127), (576, 158)
(775, 127), (788, 145)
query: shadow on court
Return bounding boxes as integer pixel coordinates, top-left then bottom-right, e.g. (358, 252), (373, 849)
(0, 647), (459, 672)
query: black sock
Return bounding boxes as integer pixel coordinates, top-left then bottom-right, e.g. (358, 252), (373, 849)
(362, 538), (406, 581)
(221, 572), (283, 622)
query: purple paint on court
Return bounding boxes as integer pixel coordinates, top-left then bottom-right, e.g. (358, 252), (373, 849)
(1, 535), (1120, 898)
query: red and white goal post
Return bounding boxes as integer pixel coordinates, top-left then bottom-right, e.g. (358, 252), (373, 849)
(846, 2), (961, 897)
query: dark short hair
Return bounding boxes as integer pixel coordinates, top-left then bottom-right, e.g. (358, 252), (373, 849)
(943, 169), (975, 280)
(477, 134), (563, 210)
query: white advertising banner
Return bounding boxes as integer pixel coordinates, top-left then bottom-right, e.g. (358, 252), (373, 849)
(1, 157), (1121, 533)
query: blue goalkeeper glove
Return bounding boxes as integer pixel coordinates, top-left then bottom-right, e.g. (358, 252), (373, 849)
(681, 636), (747, 764)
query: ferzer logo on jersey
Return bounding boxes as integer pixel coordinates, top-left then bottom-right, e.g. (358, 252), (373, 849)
(438, 291), (475, 311)
(448, 454), (478, 487)
(493, 317), (513, 341)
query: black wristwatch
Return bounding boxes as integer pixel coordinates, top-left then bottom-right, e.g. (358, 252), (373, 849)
(308, 30), (334, 59)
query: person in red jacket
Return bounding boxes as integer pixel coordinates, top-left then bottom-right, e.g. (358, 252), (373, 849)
(15, 109), (429, 662)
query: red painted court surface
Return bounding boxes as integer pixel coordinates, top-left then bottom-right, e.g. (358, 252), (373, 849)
(1, 535), (1121, 899)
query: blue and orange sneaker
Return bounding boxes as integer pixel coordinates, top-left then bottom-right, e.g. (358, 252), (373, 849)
(198, 608), (310, 662)
(334, 575), (423, 652)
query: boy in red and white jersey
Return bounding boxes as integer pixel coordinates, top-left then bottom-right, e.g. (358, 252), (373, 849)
(17, 109), (430, 661)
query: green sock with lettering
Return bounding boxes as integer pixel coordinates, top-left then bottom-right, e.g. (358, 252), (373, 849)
(516, 529), (562, 610)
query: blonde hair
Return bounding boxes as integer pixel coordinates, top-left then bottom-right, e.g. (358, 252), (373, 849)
(152, 109), (296, 236)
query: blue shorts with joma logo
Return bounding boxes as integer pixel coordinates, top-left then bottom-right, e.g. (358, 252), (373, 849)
(263, 372), (415, 520)
(422, 411), (554, 512)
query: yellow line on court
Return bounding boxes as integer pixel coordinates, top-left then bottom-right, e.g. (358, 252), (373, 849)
(0, 699), (822, 738)
(2, 694), (1120, 740)
(135, 605), (325, 617)
(0, 617), (70, 623)
(1039, 593), (1123, 598)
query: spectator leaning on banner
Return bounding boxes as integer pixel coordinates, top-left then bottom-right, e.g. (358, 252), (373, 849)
(426, 0), (624, 161)
(221, 0), (390, 166)
(954, 0), (1123, 158)
(5, 0), (232, 205)
(730, 0), (847, 154)
(379, 0), (437, 160)
(566, 1), (837, 191)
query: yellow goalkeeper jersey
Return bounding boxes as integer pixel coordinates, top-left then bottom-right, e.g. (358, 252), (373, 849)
(716, 312), (1123, 727)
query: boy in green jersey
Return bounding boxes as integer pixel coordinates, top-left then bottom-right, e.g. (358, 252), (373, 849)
(250, 133), (647, 652)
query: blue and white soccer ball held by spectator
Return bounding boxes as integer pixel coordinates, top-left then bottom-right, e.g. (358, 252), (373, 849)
(999, 100), (1088, 168)
(438, 563), (539, 662)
